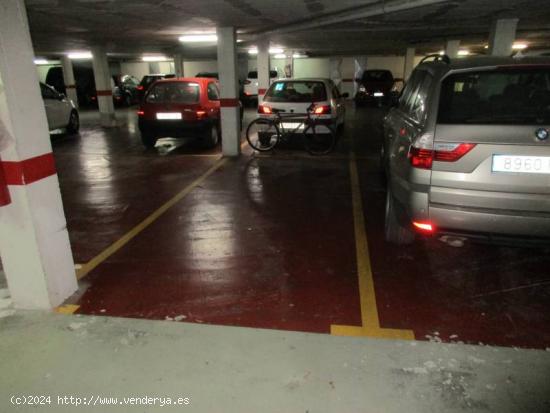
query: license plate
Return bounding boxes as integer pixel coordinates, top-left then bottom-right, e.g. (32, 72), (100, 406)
(281, 122), (304, 130)
(374, 92), (384, 97)
(156, 112), (182, 120)
(492, 155), (550, 174)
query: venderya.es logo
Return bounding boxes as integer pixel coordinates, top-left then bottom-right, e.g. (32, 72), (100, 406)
(535, 128), (549, 141)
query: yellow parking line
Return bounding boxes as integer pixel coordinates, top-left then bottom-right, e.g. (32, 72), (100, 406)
(54, 304), (80, 314)
(76, 158), (227, 280)
(331, 151), (414, 340)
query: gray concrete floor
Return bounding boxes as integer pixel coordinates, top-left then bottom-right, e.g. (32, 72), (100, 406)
(1, 311), (549, 412)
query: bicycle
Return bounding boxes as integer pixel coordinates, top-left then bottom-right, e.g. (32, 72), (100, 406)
(245, 103), (337, 155)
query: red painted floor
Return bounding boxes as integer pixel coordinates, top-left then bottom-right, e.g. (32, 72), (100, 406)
(53, 106), (550, 349)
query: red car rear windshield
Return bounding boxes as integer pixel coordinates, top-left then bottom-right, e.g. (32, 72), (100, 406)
(438, 68), (550, 124)
(264, 81), (327, 103)
(145, 82), (200, 104)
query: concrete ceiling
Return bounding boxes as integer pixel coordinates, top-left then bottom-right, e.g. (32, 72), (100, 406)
(26, 0), (550, 59)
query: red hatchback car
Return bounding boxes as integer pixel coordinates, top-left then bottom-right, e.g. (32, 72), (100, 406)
(137, 77), (223, 148)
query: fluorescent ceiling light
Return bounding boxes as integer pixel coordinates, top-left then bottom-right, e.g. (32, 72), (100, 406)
(274, 54), (287, 59)
(142, 55), (169, 62)
(438, 51), (445, 55)
(248, 48), (258, 55)
(68, 52), (92, 60)
(293, 53), (307, 58)
(269, 48), (284, 54)
(34, 59), (49, 65)
(458, 50), (470, 56)
(179, 34), (217, 43)
(512, 43), (528, 50)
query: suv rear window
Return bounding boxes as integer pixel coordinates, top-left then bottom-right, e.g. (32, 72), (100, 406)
(145, 82), (200, 104)
(264, 81), (327, 103)
(438, 68), (550, 124)
(247, 70), (278, 79)
(362, 70), (393, 82)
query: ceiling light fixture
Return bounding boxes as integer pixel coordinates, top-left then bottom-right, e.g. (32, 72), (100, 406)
(179, 34), (217, 43)
(33, 59), (49, 65)
(68, 52), (92, 60)
(292, 53), (307, 59)
(247, 47), (285, 55)
(512, 43), (528, 50)
(142, 55), (169, 62)
(274, 53), (287, 59)
(458, 50), (470, 56)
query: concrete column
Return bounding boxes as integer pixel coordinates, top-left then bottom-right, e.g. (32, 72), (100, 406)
(329, 57), (343, 91)
(489, 18), (518, 56)
(354, 56), (368, 96)
(61, 56), (78, 108)
(445, 40), (460, 58)
(216, 27), (240, 157)
(91, 46), (116, 127)
(403, 47), (415, 81)
(257, 39), (270, 103)
(0, 0), (77, 309)
(284, 54), (293, 78)
(174, 54), (184, 77)
(148, 62), (160, 74)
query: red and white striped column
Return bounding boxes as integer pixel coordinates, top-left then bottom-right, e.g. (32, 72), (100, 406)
(61, 55), (79, 108)
(216, 27), (240, 157)
(91, 46), (117, 127)
(257, 39), (270, 104)
(0, 0), (77, 309)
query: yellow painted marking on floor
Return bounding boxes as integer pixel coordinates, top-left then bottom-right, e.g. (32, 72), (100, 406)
(331, 150), (414, 340)
(76, 158), (228, 280)
(54, 304), (80, 314)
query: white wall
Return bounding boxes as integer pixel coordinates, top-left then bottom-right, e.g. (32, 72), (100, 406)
(294, 58), (330, 78)
(120, 62), (150, 80)
(184, 60), (217, 77)
(36, 64), (59, 83)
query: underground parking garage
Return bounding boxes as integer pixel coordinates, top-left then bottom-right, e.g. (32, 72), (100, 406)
(1, 0), (550, 411)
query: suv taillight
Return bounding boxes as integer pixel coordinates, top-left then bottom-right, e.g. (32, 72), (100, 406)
(409, 142), (476, 169)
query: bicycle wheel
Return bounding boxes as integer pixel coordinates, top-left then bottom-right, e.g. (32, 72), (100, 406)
(303, 123), (336, 155)
(246, 118), (280, 152)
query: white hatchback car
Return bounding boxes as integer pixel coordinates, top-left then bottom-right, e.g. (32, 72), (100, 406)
(40, 83), (79, 133)
(258, 78), (348, 130)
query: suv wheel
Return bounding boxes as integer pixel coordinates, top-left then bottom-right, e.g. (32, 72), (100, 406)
(384, 188), (414, 245)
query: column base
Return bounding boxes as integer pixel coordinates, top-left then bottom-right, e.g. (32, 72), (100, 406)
(99, 112), (117, 128)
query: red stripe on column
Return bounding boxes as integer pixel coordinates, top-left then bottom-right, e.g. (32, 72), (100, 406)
(219, 98), (240, 107)
(0, 155), (11, 206)
(258, 88), (267, 95)
(96, 90), (113, 96)
(2, 153), (57, 186)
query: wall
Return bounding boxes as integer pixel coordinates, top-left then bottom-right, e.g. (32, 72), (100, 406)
(183, 60), (217, 77)
(36, 64), (59, 83)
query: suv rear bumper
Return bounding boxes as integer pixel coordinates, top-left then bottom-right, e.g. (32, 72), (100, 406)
(429, 203), (550, 238)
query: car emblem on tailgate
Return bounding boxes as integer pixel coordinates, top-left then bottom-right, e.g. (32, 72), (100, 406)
(535, 128), (549, 141)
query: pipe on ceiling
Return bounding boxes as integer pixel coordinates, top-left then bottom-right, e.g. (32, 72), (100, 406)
(250, 0), (454, 37)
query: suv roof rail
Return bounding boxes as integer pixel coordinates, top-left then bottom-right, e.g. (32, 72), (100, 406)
(419, 54), (451, 64)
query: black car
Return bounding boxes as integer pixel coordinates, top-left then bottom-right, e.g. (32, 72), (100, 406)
(113, 75), (140, 106)
(195, 72), (219, 79)
(137, 74), (175, 101)
(355, 69), (397, 107)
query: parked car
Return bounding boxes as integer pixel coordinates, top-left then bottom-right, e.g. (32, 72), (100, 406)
(355, 69), (397, 107)
(382, 55), (550, 245)
(138, 77), (243, 148)
(137, 74), (175, 101)
(243, 70), (279, 102)
(112, 74), (140, 107)
(40, 82), (79, 133)
(258, 78), (348, 131)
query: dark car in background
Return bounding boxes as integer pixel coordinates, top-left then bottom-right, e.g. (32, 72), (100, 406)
(355, 69), (396, 107)
(195, 72), (219, 79)
(137, 74), (175, 101)
(112, 75), (140, 106)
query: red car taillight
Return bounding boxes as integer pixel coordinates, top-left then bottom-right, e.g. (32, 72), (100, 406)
(137, 85), (144, 91)
(258, 105), (272, 114)
(413, 221), (435, 234)
(196, 109), (207, 119)
(137, 110), (145, 116)
(313, 105), (331, 115)
(409, 143), (476, 169)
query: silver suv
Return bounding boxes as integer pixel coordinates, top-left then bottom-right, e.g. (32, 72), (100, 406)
(382, 55), (550, 245)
